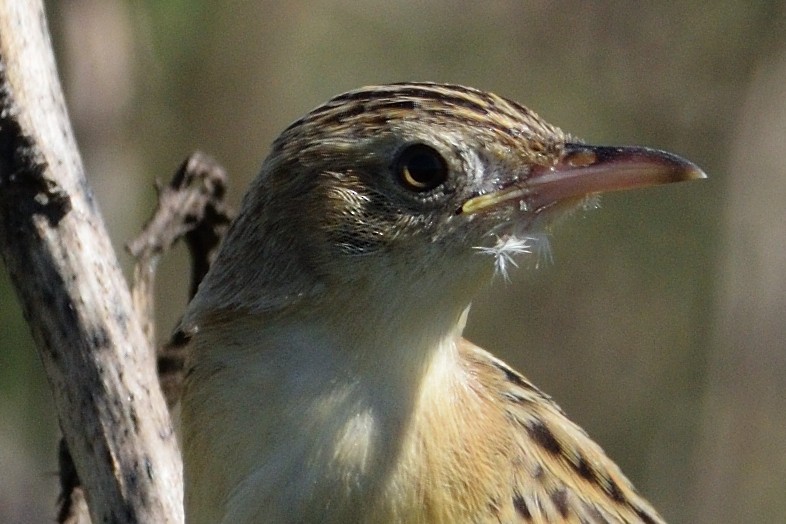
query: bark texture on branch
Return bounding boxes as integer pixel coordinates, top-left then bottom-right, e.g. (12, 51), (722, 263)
(0, 2), (183, 523)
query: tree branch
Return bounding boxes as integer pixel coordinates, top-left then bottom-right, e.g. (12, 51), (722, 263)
(56, 152), (234, 522)
(127, 152), (233, 407)
(0, 2), (182, 523)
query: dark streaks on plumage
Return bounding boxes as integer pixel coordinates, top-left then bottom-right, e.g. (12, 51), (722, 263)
(334, 102), (366, 121)
(492, 360), (534, 391)
(604, 477), (626, 503)
(635, 507), (659, 524)
(460, 341), (664, 522)
(274, 83), (565, 162)
(502, 391), (531, 405)
(582, 503), (611, 524)
(526, 420), (563, 456)
(486, 497), (500, 518)
(551, 487), (569, 517)
(512, 492), (532, 521)
(368, 99), (418, 113)
(573, 455), (598, 484)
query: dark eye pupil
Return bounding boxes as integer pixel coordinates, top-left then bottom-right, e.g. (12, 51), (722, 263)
(397, 144), (448, 192)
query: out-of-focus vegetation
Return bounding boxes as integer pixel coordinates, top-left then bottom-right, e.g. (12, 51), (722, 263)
(2, 2), (785, 522)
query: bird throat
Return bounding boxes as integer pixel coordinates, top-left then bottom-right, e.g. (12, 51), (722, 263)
(181, 302), (474, 522)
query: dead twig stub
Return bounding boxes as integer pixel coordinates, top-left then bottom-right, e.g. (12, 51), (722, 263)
(127, 151), (233, 345)
(127, 151), (233, 406)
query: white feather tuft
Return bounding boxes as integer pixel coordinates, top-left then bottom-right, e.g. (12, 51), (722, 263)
(474, 236), (533, 280)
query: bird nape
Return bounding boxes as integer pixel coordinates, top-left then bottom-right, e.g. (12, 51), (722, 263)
(178, 83), (705, 523)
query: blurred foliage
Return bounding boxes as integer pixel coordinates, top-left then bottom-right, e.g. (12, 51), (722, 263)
(2, 1), (785, 522)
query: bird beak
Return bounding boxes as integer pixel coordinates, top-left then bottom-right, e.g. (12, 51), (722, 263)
(461, 143), (706, 215)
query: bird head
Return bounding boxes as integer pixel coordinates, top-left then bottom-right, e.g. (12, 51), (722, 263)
(183, 83), (704, 328)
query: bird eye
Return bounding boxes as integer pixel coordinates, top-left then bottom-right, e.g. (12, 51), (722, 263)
(395, 144), (448, 192)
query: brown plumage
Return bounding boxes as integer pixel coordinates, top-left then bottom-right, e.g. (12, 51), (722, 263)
(178, 83), (704, 523)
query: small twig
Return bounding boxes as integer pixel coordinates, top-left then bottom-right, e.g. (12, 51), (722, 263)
(127, 151), (233, 344)
(127, 151), (233, 406)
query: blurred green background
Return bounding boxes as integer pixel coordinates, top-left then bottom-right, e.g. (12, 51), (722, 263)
(2, 1), (785, 522)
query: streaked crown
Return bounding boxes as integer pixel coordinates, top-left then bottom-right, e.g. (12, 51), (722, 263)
(273, 82), (568, 166)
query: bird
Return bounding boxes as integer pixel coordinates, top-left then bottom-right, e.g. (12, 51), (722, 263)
(177, 82), (705, 523)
